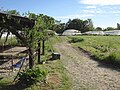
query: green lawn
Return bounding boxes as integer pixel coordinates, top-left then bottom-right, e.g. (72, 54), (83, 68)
(69, 35), (120, 65)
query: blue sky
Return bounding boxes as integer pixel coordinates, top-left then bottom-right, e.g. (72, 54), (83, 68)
(0, 0), (120, 28)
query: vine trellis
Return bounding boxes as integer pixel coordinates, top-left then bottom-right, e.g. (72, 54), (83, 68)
(0, 12), (35, 69)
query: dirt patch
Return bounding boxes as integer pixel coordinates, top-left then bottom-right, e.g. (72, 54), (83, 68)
(47, 73), (61, 85)
(53, 37), (120, 90)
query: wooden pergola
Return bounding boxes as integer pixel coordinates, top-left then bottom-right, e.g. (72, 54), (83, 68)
(0, 12), (35, 43)
(0, 12), (35, 69)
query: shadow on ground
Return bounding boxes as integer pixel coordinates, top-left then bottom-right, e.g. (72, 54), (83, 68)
(78, 47), (120, 72)
(0, 81), (31, 90)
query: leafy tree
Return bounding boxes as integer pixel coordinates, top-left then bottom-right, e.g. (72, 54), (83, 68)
(86, 19), (94, 31)
(53, 22), (66, 34)
(7, 10), (20, 15)
(117, 23), (120, 30)
(65, 18), (94, 33)
(104, 27), (116, 31)
(95, 27), (102, 31)
(23, 13), (56, 64)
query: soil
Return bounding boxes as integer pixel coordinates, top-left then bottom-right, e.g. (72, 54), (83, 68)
(53, 37), (120, 90)
(47, 73), (61, 85)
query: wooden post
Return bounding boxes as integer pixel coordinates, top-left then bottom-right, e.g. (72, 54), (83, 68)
(29, 48), (34, 69)
(38, 40), (41, 64)
(42, 40), (45, 55)
(11, 55), (14, 71)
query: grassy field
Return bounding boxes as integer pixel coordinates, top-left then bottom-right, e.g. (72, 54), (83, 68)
(69, 35), (120, 65)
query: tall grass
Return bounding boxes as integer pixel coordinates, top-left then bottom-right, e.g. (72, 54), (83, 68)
(69, 36), (120, 64)
(0, 37), (18, 46)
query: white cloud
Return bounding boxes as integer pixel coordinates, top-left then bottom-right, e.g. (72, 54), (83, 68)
(86, 6), (96, 9)
(80, 0), (120, 5)
(82, 10), (96, 14)
(55, 14), (94, 19)
(82, 8), (106, 14)
(111, 11), (120, 14)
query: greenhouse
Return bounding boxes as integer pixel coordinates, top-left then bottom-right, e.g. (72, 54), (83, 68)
(104, 30), (120, 35)
(84, 31), (105, 35)
(62, 29), (81, 36)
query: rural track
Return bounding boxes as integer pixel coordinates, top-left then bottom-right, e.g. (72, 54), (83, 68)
(54, 37), (120, 90)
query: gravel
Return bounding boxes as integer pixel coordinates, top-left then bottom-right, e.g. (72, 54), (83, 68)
(54, 41), (120, 90)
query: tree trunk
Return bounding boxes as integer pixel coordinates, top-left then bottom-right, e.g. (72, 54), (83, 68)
(28, 48), (34, 69)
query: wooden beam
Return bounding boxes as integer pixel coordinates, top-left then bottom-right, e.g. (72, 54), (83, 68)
(0, 12), (35, 30)
(38, 40), (41, 64)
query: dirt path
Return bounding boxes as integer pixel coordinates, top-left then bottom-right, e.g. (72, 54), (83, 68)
(54, 37), (120, 90)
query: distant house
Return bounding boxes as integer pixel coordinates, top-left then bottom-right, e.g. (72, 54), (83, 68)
(62, 29), (81, 36)
(84, 31), (104, 35)
(104, 30), (120, 35)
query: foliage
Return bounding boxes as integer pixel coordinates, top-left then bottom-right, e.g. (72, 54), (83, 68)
(117, 23), (120, 30)
(53, 22), (66, 34)
(103, 27), (116, 31)
(95, 27), (102, 31)
(7, 10), (20, 15)
(69, 36), (120, 65)
(107, 51), (120, 64)
(65, 18), (94, 33)
(0, 37), (18, 46)
(69, 37), (84, 43)
(18, 67), (48, 85)
(0, 9), (20, 15)
(46, 30), (55, 36)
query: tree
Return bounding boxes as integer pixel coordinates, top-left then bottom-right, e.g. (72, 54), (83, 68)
(117, 23), (120, 30)
(95, 27), (102, 31)
(7, 10), (20, 15)
(65, 18), (94, 33)
(66, 19), (83, 31)
(23, 13), (56, 64)
(86, 19), (94, 31)
(53, 22), (66, 34)
(104, 27), (115, 31)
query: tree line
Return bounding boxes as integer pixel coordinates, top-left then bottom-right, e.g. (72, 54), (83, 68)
(0, 9), (120, 34)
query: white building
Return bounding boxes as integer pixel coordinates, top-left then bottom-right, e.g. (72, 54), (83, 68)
(104, 30), (120, 35)
(62, 29), (81, 36)
(84, 31), (105, 35)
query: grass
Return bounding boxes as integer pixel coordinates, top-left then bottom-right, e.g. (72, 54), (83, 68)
(69, 35), (120, 65)
(25, 36), (71, 90)
(44, 36), (71, 90)
(0, 37), (18, 46)
(0, 36), (71, 90)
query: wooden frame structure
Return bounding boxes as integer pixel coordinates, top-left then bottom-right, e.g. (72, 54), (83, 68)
(0, 12), (35, 69)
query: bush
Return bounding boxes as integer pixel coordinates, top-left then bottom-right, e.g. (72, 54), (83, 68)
(18, 67), (48, 85)
(106, 51), (120, 64)
(69, 37), (84, 43)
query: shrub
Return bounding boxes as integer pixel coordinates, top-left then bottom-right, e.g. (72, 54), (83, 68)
(106, 51), (120, 64)
(69, 37), (84, 43)
(18, 67), (48, 85)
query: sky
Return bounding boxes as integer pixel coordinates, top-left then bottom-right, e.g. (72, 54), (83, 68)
(0, 0), (120, 28)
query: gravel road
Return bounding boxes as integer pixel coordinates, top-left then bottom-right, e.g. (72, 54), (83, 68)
(54, 39), (120, 90)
